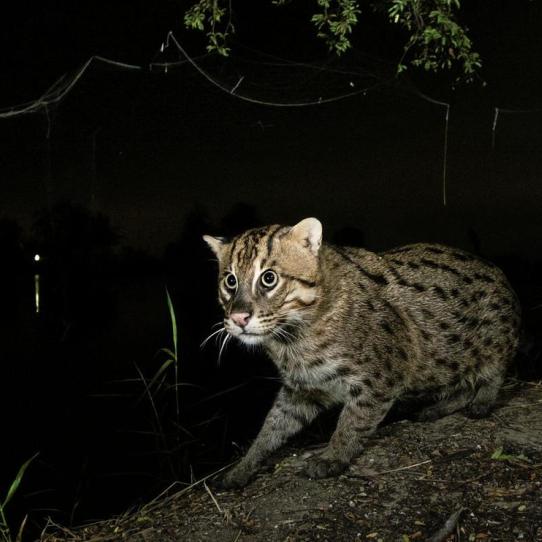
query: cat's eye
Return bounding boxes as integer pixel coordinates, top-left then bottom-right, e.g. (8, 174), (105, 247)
(260, 270), (278, 289)
(224, 273), (237, 290)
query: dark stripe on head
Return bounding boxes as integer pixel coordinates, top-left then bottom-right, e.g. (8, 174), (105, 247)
(229, 235), (240, 263)
(266, 225), (283, 256)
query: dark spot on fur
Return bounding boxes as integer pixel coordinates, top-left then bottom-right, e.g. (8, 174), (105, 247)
(452, 252), (472, 262)
(362, 378), (374, 389)
(380, 321), (394, 335)
(366, 300), (376, 311)
(420, 330), (431, 341)
(474, 272), (495, 284)
(427, 247), (444, 255)
(489, 302), (502, 310)
(462, 275), (474, 285)
(337, 366), (353, 377)
(440, 264), (461, 276)
(447, 361), (459, 373)
(463, 338), (473, 349)
(422, 308), (435, 319)
(385, 377), (395, 387)
(466, 317), (479, 329)
(439, 321), (450, 330)
(433, 286), (448, 300)
(396, 347), (408, 361)
(408, 261), (420, 270)
(421, 258), (439, 269)
(372, 344), (383, 358)
(447, 334), (461, 344)
(412, 283), (426, 292)
(349, 385), (363, 398)
(309, 357), (327, 367)
(450, 288), (460, 298)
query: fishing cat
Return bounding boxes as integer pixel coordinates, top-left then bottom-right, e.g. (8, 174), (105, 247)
(204, 218), (521, 488)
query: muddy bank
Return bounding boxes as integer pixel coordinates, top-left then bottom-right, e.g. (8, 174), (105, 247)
(42, 381), (542, 542)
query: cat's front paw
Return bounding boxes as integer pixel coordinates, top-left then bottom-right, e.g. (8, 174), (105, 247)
(214, 466), (254, 490)
(304, 456), (348, 479)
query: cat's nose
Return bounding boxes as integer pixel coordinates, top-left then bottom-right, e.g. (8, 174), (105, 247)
(230, 312), (251, 328)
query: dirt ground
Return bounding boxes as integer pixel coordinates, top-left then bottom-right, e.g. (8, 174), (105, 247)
(42, 381), (542, 542)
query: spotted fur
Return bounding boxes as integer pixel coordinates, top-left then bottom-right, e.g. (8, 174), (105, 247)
(204, 218), (521, 487)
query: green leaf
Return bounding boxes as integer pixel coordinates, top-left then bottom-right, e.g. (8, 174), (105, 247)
(2, 453), (39, 508)
(491, 447), (529, 463)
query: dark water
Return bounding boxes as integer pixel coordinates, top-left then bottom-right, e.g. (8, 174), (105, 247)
(0, 251), (279, 536)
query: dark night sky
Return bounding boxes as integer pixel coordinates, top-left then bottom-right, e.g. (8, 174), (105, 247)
(2, 1), (542, 257)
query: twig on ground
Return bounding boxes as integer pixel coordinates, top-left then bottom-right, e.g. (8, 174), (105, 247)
(376, 459), (432, 475)
(346, 459), (432, 479)
(203, 481), (224, 515)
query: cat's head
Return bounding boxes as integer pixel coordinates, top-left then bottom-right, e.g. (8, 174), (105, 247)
(204, 218), (322, 345)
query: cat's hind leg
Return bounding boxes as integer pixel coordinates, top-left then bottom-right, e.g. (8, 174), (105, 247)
(415, 386), (476, 422)
(464, 373), (504, 419)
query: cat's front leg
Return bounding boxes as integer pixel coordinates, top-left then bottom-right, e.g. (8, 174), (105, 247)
(220, 385), (323, 489)
(305, 395), (394, 479)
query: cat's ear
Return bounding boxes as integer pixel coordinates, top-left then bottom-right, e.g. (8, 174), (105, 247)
(289, 218), (322, 256)
(203, 235), (227, 259)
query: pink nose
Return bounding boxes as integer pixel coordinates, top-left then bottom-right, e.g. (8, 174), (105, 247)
(230, 312), (251, 327)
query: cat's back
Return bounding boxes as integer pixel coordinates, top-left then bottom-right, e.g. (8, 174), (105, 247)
(321, 242), (521, 366)
(380, 243), (506, 286)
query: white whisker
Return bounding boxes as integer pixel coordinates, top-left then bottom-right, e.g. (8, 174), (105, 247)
(218, 334), (231, 365)
(200, 327), (225, 348)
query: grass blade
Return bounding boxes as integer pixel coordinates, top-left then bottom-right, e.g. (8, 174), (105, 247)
(165, 288), (178, 360)
(2, 453), (39, 508)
